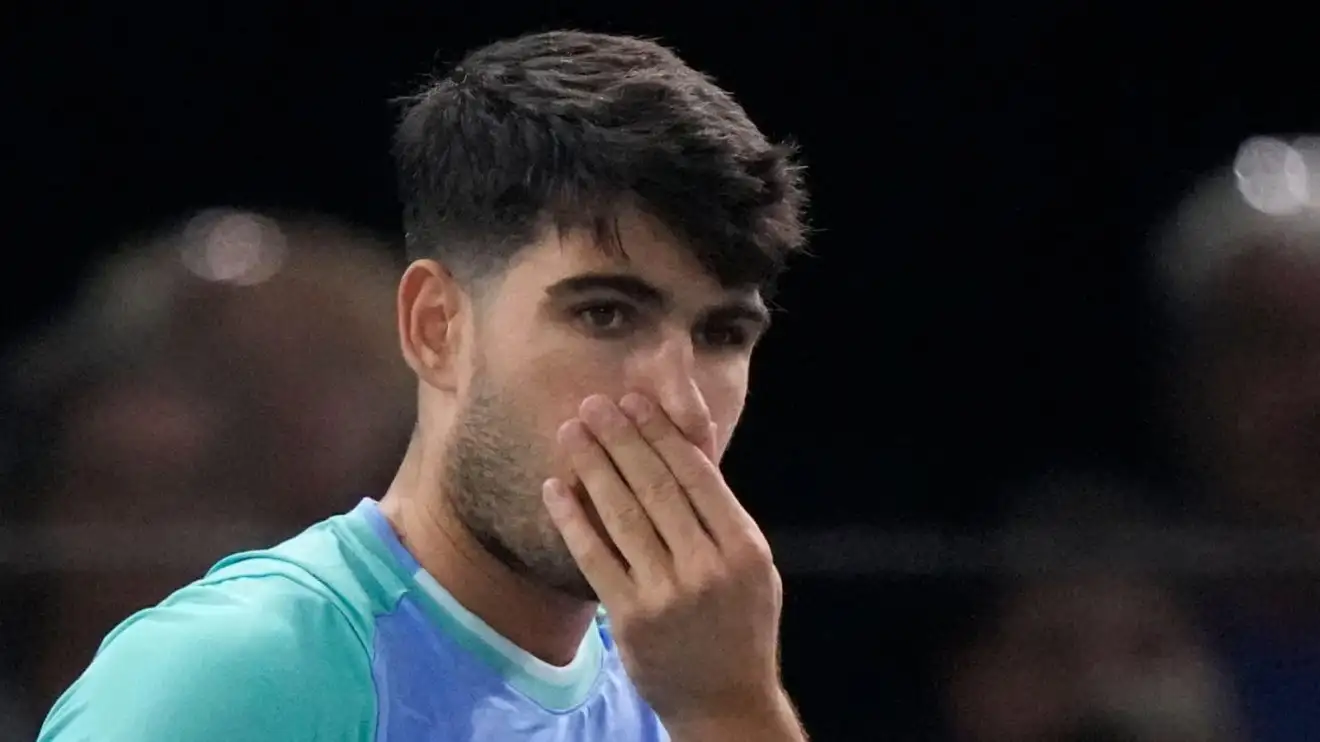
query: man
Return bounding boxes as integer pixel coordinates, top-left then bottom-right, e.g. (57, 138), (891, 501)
(942, 471), (1242, 742)
(1153, 139), (1320, 742)
(38, 29), (810, 742)
(11, 211), (411, 723)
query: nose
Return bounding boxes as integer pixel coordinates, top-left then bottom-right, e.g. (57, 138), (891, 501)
(626, 335), (715, 455)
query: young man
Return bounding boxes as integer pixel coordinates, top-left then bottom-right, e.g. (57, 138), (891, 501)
(38, 29), (810, 741)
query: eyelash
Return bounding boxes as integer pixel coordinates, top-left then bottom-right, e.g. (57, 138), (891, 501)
(573, 301), (637, 336)
(571, 301), (754, 350)
(699, 324), (750, 349)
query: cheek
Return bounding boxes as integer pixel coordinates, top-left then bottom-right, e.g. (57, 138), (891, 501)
(533, 346), (629, 418)
(701, 362), (751, 456)
(504, 345), (628, 474)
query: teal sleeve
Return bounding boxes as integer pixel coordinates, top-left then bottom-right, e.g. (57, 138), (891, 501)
(37, 574), (378, 742)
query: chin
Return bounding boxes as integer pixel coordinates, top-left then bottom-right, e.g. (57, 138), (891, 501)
(551, 576), (598, 603)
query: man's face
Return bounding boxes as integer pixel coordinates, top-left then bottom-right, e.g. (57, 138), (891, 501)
(439, 210), (770, 599)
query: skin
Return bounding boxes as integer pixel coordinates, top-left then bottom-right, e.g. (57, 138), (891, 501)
(381, 207), (805, 740)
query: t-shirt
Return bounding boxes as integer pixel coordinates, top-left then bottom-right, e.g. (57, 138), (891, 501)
(39, 499), (669, 741)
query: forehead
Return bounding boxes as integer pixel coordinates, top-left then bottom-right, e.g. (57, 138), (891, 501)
(498, 211), (755, 305)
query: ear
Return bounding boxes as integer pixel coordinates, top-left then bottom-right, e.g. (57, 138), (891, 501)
(397, 259), (468, 392)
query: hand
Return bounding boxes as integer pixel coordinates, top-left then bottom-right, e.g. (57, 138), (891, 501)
(543, 393), (790, 729)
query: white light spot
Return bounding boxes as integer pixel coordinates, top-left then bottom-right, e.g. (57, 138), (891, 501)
(1233, 136), (1309, 215)
(180, 209), (286, 285)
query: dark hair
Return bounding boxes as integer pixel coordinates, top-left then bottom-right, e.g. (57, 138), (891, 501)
(392, 30), (808, 292)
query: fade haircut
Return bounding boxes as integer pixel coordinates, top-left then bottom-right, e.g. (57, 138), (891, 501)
(392, 30), (808, 293)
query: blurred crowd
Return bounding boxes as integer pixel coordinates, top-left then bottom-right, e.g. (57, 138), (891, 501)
(939, 138), (1320, 742)
(0, 209), (415, 737)
(7, 139), (1320, 741)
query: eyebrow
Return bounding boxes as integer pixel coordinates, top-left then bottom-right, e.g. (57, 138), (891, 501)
(545, 273), (668, 307)
(544, 272), (772, 329)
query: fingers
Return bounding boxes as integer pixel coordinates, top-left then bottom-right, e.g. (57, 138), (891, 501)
(541, 478), (632, 600)
(578, 395), (711, 558)
(616, 393), (764, 553)
(549, 391), (772, 607)
(556, 417), (669, 582)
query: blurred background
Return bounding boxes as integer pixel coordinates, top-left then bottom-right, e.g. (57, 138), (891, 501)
(8, 3), (1320, 741)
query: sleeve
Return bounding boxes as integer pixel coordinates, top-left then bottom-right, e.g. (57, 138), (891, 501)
(36, 574), (378, 742)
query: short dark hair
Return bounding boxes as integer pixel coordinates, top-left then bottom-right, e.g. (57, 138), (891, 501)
(392, 30), (808, 292)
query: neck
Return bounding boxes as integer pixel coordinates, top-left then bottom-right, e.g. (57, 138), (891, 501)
(379, 439), (598, 667)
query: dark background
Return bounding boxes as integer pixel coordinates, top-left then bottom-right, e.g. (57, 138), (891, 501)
(8, 3), (1317, 738)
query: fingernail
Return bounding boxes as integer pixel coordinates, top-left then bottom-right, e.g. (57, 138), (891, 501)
(557, 419), (590, 447)
(542, 479), (571, 516)
(580, 395), (625, 430)
(619, 393), (653, 423)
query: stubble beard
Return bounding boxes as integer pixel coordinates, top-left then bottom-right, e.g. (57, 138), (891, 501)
(442, 379), (598, 602)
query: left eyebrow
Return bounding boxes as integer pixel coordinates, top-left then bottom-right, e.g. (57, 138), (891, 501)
(544, 273), (669, 309)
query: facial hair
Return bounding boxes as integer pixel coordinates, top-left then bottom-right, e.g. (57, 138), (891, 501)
(442, 377), (597, 601)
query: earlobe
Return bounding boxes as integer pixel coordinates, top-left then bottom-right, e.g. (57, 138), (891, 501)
(397, 259), (464, 391)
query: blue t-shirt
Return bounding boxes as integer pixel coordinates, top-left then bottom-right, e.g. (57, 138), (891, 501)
(39, 499), (669, 741)
(1214, 618), (1320, 742)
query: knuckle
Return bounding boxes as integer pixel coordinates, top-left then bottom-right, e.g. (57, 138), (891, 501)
(569, 531), (601, 559)
(637, 471), (679, 506)
(672, 410), (707, 442)
(728, 534), (776, 574)
(639, 423), (679, 452)
(620, 584), (674, 628)
(565, 532), (604, 566)
(611, 503), (650, 532)
(667, 452), (715, 487)
(640, 577), (677, 609)
(677, 554), (728, 592)
(696, 566), (731, 596)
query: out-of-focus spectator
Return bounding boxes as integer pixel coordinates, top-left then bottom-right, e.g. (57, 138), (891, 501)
(2, 208), (414, 725)
(1158, 141), (1320, 531)
(941, 471), (1241, 742)
(1155, 140), (1320, 741)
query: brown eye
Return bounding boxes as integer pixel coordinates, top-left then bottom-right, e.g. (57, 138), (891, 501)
(574, 301), (636, 336)
(697, 322), (750, 350)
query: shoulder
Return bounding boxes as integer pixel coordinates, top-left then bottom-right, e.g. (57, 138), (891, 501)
(39, 569), (378, 742)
